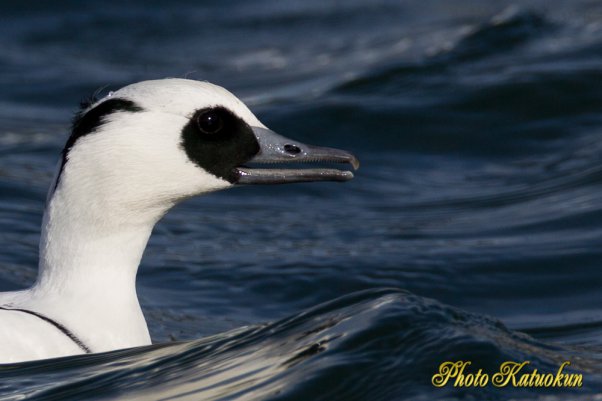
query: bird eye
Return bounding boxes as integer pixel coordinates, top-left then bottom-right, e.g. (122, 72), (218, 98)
(196, 110), (223, 135)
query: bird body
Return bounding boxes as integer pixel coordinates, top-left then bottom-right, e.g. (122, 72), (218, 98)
(0, 79), (357, 363)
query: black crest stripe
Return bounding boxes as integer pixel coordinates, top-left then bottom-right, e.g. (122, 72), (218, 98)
(0, 306), (91, 353)
(53, 98), (144, 191)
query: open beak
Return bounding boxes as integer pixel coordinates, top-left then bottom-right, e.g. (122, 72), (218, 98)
(234, 127), (360, 185)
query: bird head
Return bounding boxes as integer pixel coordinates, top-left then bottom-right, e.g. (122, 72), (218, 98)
(53, 79), (358, 219)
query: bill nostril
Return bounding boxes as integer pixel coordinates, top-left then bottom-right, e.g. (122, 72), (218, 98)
(284, 144), (301, 155)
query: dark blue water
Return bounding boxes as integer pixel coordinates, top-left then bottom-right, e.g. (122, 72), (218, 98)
(1, 1), (601, 400)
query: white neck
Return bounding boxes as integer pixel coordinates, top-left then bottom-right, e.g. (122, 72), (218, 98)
(26, 182), (169, 351)
(36, 191), (155, 295)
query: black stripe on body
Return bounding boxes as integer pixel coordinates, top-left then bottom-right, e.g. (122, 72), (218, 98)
(0, 306), (91, 353)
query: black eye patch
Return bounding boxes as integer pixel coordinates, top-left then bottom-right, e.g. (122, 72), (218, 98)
(181, 106), (260, 183)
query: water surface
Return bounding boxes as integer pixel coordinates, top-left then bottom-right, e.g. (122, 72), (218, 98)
(0, 1), (601, 400)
